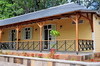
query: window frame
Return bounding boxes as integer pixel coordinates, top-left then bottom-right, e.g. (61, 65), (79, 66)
(72, 20), (84, 25)
(23, 27), (32, 40)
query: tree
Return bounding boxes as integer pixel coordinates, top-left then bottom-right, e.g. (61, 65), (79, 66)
(0, 0), (24, 19)
(1, 0), (100, 20)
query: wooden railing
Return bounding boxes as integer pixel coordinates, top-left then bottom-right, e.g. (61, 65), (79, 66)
(0, 39), (94, 52)
(42, 39), (76, 51)
(78, 39), (94, 51)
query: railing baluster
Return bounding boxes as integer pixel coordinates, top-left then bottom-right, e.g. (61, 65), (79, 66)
(0, 42), (1, 49)
(78, 40), (80, 51)
(92, 40), (94, 50)
(65, 40), (66, 51)
(27, 42), (29, 50)
(33, 41), (34, 50)
(74, 40), (76, 51)
(85, 40), (87, 50)
(38, 41), (40, 50)
(49, 41), (50, 51)
(7, 42), (9, 50)
(15, 42), (19, 50)
(82, 40), (84, 51)
(22, 42), (24, 50)
(56, 40), (58, 51)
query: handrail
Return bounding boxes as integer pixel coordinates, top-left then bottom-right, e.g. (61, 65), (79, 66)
(0, 39), (76, 42)
(78, 39), (93, 41)
(0, 39), (94, 42)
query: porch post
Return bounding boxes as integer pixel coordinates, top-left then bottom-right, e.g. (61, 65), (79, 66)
(16, 25), (21, 50)
(0, 29), (3, 42)
(70, 14), (80, 54)
(37, 22), (45, 52)
(40, 26), (42, 52)
(76, 14), (79, 54)
(0, 29), (3, 49)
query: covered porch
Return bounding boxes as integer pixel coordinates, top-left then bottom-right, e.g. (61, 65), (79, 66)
(0, 13), (94, 54)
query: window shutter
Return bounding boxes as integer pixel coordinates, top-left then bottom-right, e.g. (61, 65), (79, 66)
(15, 30), (17, 41)
(30, 27), (33, 39)
(21, 28), (25, 39)
(51, 24), (56, 49)
(52, 24), (56, 30)
(8, 30), (11, 41)
(51, 24), (56, 40)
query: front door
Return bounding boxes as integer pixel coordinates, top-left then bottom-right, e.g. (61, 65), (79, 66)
(43, 24), (56, 50)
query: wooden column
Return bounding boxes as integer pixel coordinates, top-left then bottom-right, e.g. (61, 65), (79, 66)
(0, 29), (3, 42)
(16, 25), (21, 50)
(70, 14), (80, 54)
(0, 29), (3, 49)
(76, 14), (79, 53)
(37, 22), (45, 52)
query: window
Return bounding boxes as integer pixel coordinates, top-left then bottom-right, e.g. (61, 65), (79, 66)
(21, 27), (32, 39)
(25, 27), (30, 39)
(9, 29), (16, 41)
(72, 20), (84, 24)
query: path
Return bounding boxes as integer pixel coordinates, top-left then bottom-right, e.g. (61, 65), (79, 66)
(0, 61), (26, 66)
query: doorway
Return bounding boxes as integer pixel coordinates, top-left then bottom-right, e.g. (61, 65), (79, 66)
(43, 24), (56, 50)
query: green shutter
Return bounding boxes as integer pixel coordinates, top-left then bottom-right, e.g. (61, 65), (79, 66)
(21, 28), (25, 39)
(15, 30), (16, 41)
(30, 27), (33, 39)
(51, 24), (56, 40)
(51, 24), (56, 49)
(8, 30), (11, 41)
(52, 24), (56, 30)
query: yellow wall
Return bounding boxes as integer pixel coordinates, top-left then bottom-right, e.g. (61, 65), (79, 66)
(93, 14), (100, 52)
(2, 24), (39, 41)
(2, 17), (92, 41)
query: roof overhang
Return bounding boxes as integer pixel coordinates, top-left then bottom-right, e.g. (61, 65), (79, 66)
(0, 2), (98, 28)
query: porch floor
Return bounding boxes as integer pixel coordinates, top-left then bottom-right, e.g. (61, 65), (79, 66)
(2, 50), (93, 56)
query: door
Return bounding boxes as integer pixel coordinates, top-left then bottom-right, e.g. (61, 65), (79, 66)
(43, 24), (56, 50)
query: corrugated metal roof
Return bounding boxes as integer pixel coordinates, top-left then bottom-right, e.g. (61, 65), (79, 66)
(0, 2), (89, 26)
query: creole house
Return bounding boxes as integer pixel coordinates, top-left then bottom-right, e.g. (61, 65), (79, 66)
(0, 2), (100, 54)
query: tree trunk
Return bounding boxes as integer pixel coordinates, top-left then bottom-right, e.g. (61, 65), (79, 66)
(23, 0), (29, 13)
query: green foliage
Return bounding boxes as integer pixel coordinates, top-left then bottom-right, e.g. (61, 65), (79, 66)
(0, 0), (68, 20)
(70, 0), (100, 10)
(50, 30), (60, 37)
(51, 44), (56, 48)
(0, 0), (100, 20)
(0, 0), (24, 19)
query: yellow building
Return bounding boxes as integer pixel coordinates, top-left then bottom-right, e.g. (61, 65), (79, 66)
(0, 3), (99, 53)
